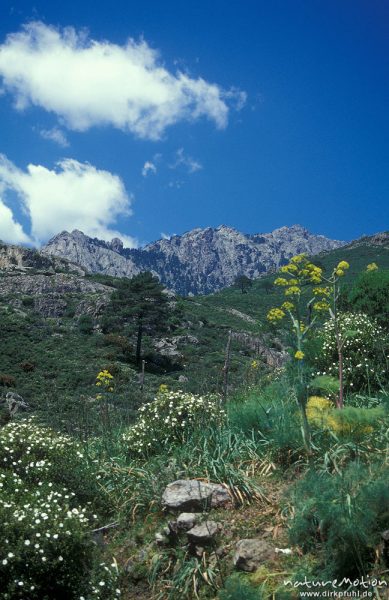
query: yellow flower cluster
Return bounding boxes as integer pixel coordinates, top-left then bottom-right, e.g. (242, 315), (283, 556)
(267, 307), (285, 322)
(334, 260), (350, 278)
(274, 277), (289, 286)
(285, 285), (301, 296)
(281, 301), (294, 311)
(95, 369), (114, 391)
(159, 384), (169, 393)
(366, 262), (378, 272)
(313, 300), (330, 312)
(294, 350), (305, 360)
(325, 414), (373, 435)
(306, 396), (333, 426)
(313, 286), (330, 296)
(251, 360), (259, 370)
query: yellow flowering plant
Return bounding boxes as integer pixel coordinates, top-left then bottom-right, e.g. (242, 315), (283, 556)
(265, 254), (352, 452)
(267, 255), (351, 410)
(95, 370), (114, 429)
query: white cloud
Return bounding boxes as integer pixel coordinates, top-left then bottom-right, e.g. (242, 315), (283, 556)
(39, 126), (69, 147)
(0, 22), (245, 139)
(0, 199), (32, 244)
(142, 161), (157, 177)
(170, 148), (203, 173)
(0, 155), (137, 247)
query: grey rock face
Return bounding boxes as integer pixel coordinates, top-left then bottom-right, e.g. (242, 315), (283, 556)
(42, 225), (344, 295)
(234, 539), (276, 572)
(177, 513), (200, 531)
(187, 521), (220, 544)
(162, 480), (230, 512)
(42, 230), (140, 279)
(0, 273), (111, 318)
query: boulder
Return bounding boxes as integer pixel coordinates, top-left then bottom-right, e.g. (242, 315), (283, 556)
(5, 392), (29, 416)
(187, 521), (220, 545)
(162, 480), (230, 512)
(234, 539), (276, 572)
(177, 512), (199, 531)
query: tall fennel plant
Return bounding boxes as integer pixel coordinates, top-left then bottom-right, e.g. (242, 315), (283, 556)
(267, 254), (328, 453)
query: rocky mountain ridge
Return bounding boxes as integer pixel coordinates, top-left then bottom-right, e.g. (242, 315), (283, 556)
(42, 224), (344, 295)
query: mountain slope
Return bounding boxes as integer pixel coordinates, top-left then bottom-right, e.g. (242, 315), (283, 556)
(43, 224), (344, 295)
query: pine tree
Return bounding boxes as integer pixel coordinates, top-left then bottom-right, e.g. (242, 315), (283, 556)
(108, 272), (170, 365)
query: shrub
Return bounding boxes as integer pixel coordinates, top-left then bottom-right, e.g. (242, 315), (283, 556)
(314, 313), (389, 391)
(78, 314), (94, 335)
(122, 390), (226, 457)
(218, 576), (263, 599)
(21, 296), (34, 307)
(0, 419), (120, 599)
(288, 462), (389, 579)
(0, 374), (16, 387)
(306, 396), (385, 436)
(19, 361), (35, 372)
(346, 269), (389, 327)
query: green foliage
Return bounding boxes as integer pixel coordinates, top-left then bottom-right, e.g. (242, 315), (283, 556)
(103, 272), (172, 364)
(78, 314), (94, 335)
(288, 462), (389, 579)
(0, 419), (120, 600)
(218, 575), (263, 599)
(229, 382), (305, 467)
(346, 269), (389, 327)
(309, 375), (339, 398)
(122, 389), (226, 457)
(234, 274), (253, 294)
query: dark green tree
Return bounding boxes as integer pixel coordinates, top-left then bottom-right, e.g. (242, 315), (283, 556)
(234, 274), (252, 294)
(346, 269), (389, 328)
(107, 272), (171, 365)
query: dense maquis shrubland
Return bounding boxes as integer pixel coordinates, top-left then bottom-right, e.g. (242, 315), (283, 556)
(1, 233), (389, 599)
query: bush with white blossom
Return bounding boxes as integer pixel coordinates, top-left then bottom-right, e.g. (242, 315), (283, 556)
(122, 390), (226, 456)
(314, 312), (389, 391)
(0, 418), (120, 600)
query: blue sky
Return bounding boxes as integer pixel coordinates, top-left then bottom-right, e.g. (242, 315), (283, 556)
(0, 0), (388, 247)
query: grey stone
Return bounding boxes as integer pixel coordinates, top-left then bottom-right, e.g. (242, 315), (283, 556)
(155, 532), (168, 545)
(162, 480), (230, 512)
(187, 521), (220, 544)
(5, 392), (29, 416)
(234, 539), (276, 572)
(177, 512), (199, 531)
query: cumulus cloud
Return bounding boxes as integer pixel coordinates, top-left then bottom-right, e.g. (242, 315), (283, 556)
(170, 148), (203, 173)
(142, 161), (157, 177)
(0, 199), (31, 244)
(0, 155), (137, 247)
(39, 126), (69, 147)
(0, 22), (245, 139)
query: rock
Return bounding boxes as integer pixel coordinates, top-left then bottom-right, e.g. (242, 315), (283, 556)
(275, 547), (292, 555)
(4, 392), (29, 416)
(162, 480), (230, 512)
(234, 539), (276, 572)
(42, 225), (344, 296)
(177, 512), (199, 531)
(187, 521), (220, 545)
(178, 375), (189, 383)
(155, 532), (168, 545)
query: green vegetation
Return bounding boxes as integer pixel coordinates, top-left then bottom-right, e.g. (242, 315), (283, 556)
(1, 242), (389, 599)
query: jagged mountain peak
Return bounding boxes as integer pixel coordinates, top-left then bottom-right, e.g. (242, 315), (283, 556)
(43, 224), (345, 295)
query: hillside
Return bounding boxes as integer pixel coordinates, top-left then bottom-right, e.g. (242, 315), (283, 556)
(1, 233), (389, 599)
(42, 224), (344, 295)
(0, 233), (387, 429)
